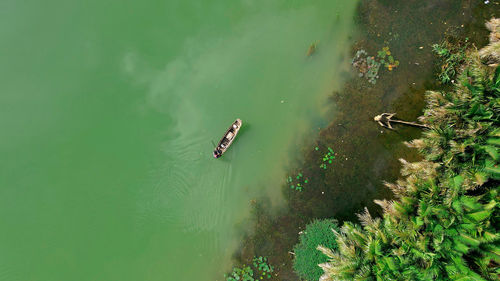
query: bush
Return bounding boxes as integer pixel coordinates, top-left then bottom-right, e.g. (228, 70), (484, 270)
(293, 219), (340, 281)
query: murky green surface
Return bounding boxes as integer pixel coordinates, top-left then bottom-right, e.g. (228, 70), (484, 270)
(0, 1), (358, 280)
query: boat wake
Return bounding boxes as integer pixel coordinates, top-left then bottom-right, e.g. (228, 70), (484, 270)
(136, 128), (236, 244)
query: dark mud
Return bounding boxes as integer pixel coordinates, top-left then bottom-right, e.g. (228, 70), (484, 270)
(229, 1), (499, 280)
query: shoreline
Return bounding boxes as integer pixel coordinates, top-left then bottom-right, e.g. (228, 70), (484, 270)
(223, 1), (499, 280)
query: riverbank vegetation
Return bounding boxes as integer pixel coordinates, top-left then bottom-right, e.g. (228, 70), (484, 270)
(225, 2), (498, 280)
(480, 18), (500, 68)
(317, 24), (500, 280)
(432, 37), (470, 84)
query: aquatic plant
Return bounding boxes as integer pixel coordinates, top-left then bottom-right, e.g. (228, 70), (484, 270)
(318, 47), (500, 280)
(384, 31), (400, 45)
(352, 49), (369, 78)
(225, 265), (254, 281)
(377, 46), (400, 71)
(253, 256), (274, 279)
(432, 38), (470, 84)
(226, 256), (274, 281)
(287, 172), (309, 191)
(319, 147), (336, 170)
(365, 56), (381, 84)
(292, 219), (340, 281)
(352, 46), (399, 84)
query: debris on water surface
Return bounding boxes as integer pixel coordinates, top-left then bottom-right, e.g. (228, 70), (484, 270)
(306, 41), (319, 57)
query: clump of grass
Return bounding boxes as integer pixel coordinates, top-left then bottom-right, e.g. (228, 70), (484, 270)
(432, 37), (470, 84)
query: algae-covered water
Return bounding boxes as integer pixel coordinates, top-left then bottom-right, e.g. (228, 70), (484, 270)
(0, 1), (358, 280)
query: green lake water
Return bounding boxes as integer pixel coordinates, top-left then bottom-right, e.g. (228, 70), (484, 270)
(0, 1), (358, 280)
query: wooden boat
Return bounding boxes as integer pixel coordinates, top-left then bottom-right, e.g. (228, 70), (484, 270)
(213, 119), (242, 158)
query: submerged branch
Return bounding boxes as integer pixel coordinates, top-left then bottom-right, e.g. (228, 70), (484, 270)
(374, 113), (430, 129)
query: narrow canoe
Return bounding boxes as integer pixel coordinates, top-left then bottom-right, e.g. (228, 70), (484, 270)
(213, 119), (242, 158)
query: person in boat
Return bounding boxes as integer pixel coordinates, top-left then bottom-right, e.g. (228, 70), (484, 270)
(214, 148), (222, 158)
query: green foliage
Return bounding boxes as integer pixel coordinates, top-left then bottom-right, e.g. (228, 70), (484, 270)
(293, 219), (340, 281)
(319, 48), (500, 280)
(377, 46), (400, 71)
(319, 147), (336, 170)
(432, 38), (470, 84)
(253, 256), (274, 279)
(225, 256), (274, 281)
(226, 265), (254, 281)
(288, 172), (309, 192)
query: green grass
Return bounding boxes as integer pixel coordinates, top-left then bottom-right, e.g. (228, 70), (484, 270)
(432, 38), (470, 84)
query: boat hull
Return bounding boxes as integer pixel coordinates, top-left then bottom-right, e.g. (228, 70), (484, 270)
(213, 119), (242, 158)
